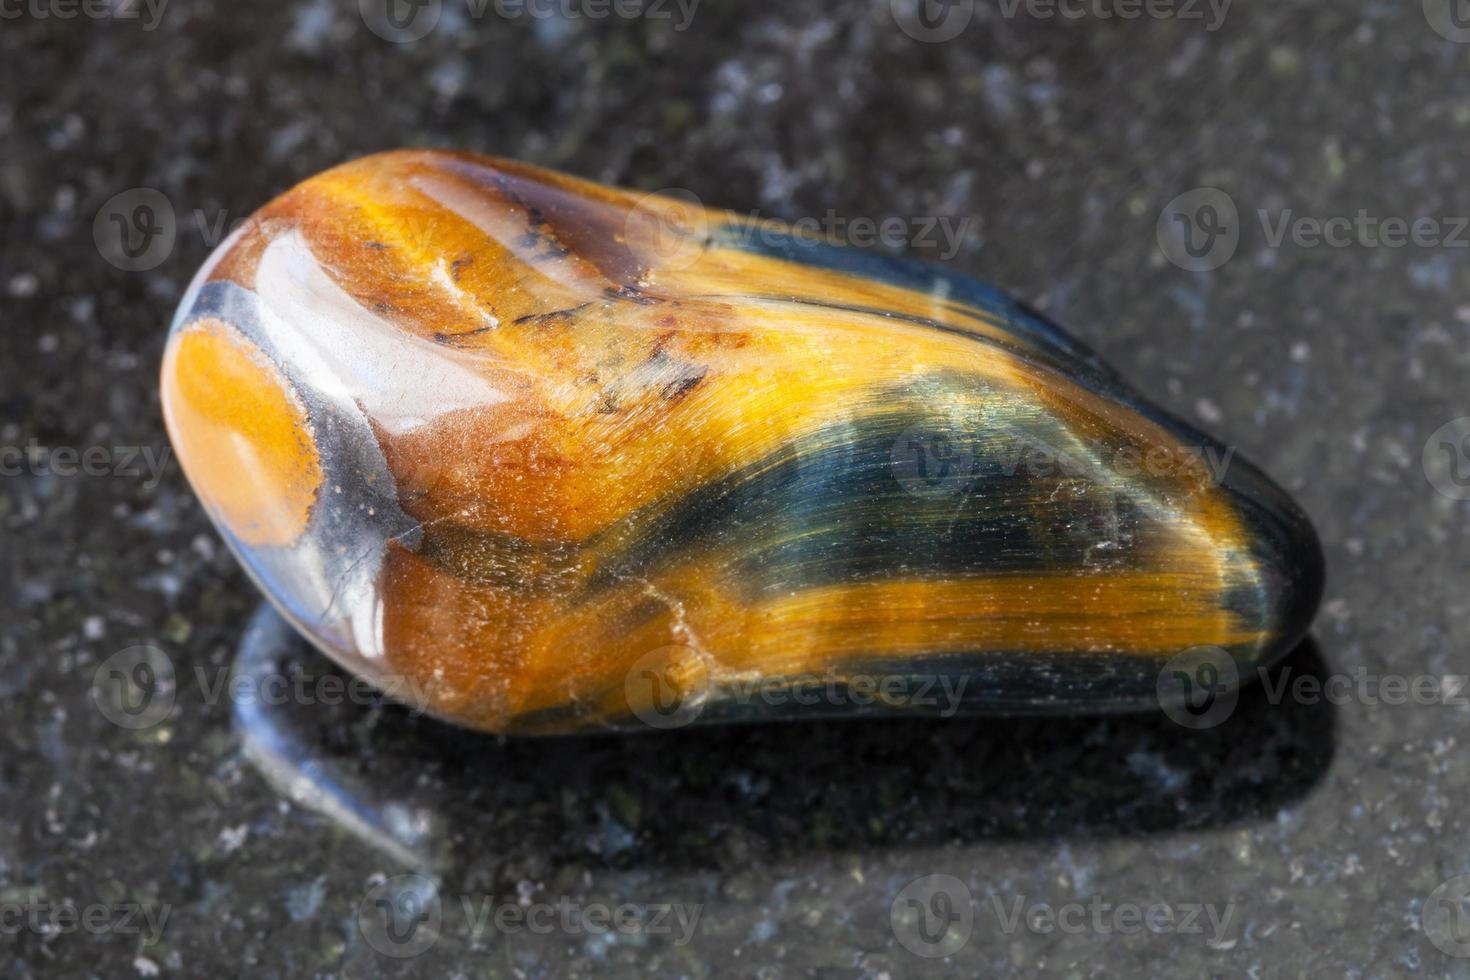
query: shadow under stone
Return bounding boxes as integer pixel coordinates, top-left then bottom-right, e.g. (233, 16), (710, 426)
(231, 606), (1337, 887)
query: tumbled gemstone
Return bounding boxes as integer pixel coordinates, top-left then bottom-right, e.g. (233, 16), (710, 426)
(161, 150), (1323, 734)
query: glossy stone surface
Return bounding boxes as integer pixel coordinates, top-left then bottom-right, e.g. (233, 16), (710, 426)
(160, 150), (1322, 734)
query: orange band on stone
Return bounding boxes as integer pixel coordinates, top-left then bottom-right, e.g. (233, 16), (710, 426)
(162, 316), (323, 547)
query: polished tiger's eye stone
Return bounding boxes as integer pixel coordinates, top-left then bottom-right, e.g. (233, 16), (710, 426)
(160, 150), (1323, 734)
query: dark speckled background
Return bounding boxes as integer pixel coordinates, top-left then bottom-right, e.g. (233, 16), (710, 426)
(4, 1), (1470, 976)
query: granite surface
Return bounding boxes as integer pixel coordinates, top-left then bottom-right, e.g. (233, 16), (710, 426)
(4, 0), (1470, 976)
